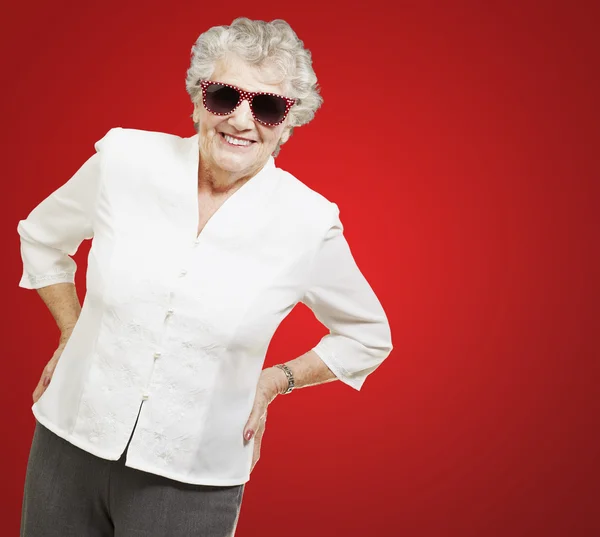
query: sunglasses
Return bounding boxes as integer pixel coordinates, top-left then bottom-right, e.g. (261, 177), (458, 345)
(199, 80), (296, 126)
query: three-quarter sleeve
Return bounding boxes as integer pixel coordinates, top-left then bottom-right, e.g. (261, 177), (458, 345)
(301, 203), (393, 391)
(17, 141), (104, 290)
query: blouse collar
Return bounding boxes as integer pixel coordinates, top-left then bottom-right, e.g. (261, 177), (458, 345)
(184, 133), (279, 241)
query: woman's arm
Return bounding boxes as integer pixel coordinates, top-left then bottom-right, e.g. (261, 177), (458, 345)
(31, 283), (82, 402)
(289, 203), (394, 392)
(262, 351), (337, 396)
(18, 132), (110, 401)
(17, 131), (111, 291)
(36, 282), (82, 344)
(265, 203), (393, 398)
(244, 203), (393, 454)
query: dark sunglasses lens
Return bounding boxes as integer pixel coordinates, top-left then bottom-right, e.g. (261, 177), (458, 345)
(205, 84), (239, 114)
(252, 94), (287, 124)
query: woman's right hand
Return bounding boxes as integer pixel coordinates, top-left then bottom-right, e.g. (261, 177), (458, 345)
(32, 342), (67, 404)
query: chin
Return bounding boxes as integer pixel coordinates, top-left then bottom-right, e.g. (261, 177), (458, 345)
(215, 155), (255, 172)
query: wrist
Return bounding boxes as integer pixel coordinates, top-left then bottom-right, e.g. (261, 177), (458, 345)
(266, 365), (290, 396)
(59, 326), (75, 347)
(273, 363), (295, 395)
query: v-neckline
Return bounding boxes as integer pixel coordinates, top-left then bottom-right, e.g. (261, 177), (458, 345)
(187, 134), (277, 242)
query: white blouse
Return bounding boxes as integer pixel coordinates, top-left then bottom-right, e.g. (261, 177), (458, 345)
(17, 127), (393, 486)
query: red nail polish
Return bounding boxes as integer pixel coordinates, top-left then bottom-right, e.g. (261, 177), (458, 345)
(245, 430), (254, 441)
(43, 377), (50, 387)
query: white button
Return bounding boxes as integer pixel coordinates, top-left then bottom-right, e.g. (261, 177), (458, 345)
(142, 393), (149, 400)
(179, 269), (187, 276)
(153, 351), (161, 359)
(193, 238), (200, 246)
(166, 308), (174, 316)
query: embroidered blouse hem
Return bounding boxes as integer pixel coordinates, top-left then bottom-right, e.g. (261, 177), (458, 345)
(32, 409), (251, 486)
(20, 271), (75, 289)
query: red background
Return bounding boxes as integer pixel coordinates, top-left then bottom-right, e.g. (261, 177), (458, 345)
(2, 1), (598, 536)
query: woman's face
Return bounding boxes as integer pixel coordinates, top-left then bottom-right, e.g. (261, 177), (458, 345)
(193, 55), (292, 183)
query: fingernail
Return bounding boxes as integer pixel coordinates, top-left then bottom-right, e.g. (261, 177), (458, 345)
(245, 430), (254, 441)
(43, 377), (50, 387)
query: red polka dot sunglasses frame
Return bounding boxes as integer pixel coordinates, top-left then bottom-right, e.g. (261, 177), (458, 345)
(198, 80), (297, 126)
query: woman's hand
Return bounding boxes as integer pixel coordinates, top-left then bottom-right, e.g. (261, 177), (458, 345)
(32, 337), (70, 404)
(243, 367), (286, 473)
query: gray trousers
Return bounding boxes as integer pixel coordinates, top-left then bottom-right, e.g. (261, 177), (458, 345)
(21, 414), (245, 537)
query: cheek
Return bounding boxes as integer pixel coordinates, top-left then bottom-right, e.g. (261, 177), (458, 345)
(199, 122), (221, 149)
(197, 106), (220, 130)
(259, 126), (285, 147)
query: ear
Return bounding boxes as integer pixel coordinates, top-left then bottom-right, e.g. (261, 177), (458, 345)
(192, 103), (201, 123)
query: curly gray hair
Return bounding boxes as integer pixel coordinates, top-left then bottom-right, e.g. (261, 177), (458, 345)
(185, 17), (323, 156)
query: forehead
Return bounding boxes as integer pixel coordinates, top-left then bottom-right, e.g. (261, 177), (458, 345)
(210, 54), (288, 95)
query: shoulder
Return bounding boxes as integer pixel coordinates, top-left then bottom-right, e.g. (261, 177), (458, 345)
(91, 128), (193, 196)
(271, 165), (341, 235)
(94, 127), (191, 160)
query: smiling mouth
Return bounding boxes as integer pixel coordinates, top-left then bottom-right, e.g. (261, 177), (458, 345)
(220, 132), (256, 147)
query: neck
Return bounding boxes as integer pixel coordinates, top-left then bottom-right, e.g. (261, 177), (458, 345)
(197, 157), (251, 197)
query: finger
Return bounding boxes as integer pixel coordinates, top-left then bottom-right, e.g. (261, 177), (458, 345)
(243, 397), (268, 443)
(255, 414), (267, 438)
(251, 428), (263, 472)
(251, 418), (267, 466)
(45, 362), (57, 379)
(251, 442), (260, 472)
(32, 384), (44, 403)
(32, 374), (50, 403)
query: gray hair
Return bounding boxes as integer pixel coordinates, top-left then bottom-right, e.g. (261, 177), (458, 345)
(185, 17), (323, 156)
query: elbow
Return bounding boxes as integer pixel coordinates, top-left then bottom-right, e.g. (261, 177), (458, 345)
(17, 219), (27, 239)
(374, 317), (394, 359)
(17, 218), (37, 245)
(372, 341), (393, 364)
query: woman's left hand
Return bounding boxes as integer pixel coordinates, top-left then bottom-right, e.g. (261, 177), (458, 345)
(243, 367), (284, 473)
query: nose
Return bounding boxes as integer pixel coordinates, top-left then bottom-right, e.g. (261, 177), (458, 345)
(228, 99), (255, 130)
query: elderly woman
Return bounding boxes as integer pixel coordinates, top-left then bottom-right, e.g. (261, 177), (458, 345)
(18, 17), (392, 537)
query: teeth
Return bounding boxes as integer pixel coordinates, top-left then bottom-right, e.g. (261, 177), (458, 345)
(223, 134), (252, 146)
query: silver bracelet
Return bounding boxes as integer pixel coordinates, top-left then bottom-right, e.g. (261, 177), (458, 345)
(274, 364), (295, 394)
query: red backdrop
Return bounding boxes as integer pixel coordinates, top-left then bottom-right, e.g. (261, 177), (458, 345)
(2, 1), (598, 536)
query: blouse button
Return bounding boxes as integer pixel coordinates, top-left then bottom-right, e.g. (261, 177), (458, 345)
(179, 269), (188, 277)
(142, 393), (149, 400)
(166, 308), (174, 316)
(153, 352), (161, 360)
